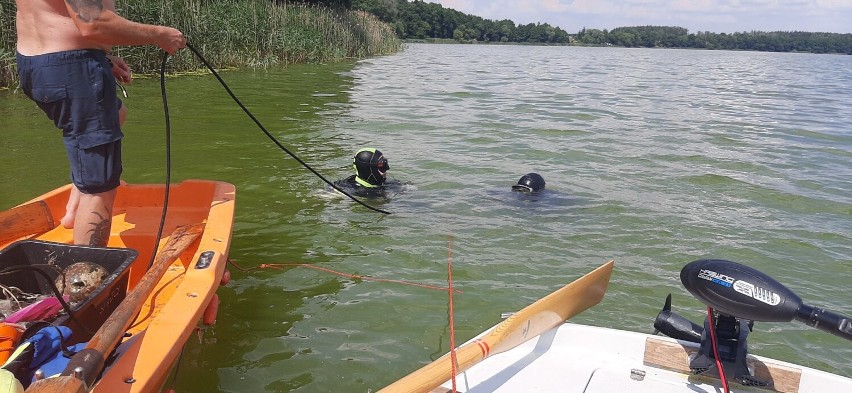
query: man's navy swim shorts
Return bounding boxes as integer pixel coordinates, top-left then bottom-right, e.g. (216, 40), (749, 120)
(17, 49), (124, 194)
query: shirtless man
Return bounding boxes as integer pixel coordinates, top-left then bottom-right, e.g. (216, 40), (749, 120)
(15, 0), (185, 246)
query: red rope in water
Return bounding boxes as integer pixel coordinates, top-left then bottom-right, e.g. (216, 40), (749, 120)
(707, 306), (730, 393)
(227, 259), (462, 293)
(447, 236), (458, 392)
(229, 252), (466, 391)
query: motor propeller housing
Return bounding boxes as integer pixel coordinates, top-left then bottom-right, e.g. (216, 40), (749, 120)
(652, 294), (702, 343)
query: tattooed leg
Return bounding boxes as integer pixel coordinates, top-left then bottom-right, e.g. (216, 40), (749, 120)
(85, 211), (111, 247)
(73, 189), (117, 247)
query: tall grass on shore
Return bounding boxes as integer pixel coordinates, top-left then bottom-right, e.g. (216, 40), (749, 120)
(0, 0), (15, 88)
(0, 0), (402, 89)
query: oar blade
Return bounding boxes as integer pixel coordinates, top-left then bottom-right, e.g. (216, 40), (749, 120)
(489, 260), (613, 354)
(379, 260), (615, 393)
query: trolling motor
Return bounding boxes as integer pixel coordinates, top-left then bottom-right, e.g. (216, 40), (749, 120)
(653, 259), (852, 386)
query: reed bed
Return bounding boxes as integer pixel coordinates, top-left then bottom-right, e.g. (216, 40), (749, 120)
(0, 0), (14, 87)
(0, 0), (402, 89)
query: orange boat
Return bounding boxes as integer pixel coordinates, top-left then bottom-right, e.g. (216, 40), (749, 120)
(0, 180), (235, 393)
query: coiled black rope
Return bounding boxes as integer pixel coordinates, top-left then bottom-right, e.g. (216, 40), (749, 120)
(179, 43), (390, 215)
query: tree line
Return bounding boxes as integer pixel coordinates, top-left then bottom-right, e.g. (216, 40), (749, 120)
(298, 0), (573, 43)
(578, 26), (852, 54)
(293, 0), (852, 54)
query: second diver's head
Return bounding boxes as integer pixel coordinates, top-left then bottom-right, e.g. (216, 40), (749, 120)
(353, 148), (389, 187)
(512, 172), (546, 192)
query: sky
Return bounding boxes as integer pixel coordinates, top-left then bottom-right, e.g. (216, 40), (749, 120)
(428, 1), (852, 34)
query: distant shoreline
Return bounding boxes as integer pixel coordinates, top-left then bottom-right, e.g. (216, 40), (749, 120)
(402, 37), (851, 56)
(402, 27), (851, 56)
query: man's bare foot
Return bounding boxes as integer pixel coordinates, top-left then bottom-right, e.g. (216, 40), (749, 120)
(63, 185), (82, 229)
(60, 212), (75, 228)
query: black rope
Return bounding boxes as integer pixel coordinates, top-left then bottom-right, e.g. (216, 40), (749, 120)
(183, 42), (390, 215)
(148, 52), (173, 270)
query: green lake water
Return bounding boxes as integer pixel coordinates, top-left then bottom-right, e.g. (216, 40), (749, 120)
(1, 43), (850, 391)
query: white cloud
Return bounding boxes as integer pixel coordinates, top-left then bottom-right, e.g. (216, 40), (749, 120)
(541, 0), (572, 12)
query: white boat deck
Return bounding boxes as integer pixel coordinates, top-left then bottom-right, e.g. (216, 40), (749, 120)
(438, 323), (849, 393)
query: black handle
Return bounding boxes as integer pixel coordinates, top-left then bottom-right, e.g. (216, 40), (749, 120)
(796, 305), (852, 341)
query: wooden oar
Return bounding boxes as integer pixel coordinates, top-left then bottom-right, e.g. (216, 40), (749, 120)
(378, 260), (615, 393)
(25, 223), (204, 393)
(0, 201), (55, 245)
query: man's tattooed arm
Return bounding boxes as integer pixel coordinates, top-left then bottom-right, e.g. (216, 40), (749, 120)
(65, 0), (105, 23)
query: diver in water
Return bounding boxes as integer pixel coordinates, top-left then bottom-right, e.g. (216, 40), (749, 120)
(334, 148), (396, 198)
(512, 173), (546, 193)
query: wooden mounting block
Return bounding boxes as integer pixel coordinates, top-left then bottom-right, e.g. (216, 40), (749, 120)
(643, 336), (802, 393)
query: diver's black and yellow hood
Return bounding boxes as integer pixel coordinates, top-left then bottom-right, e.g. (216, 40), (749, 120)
(353, 148), (389, 187)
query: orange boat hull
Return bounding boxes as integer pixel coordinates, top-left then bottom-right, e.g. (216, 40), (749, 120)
(1, 179), (235, 392)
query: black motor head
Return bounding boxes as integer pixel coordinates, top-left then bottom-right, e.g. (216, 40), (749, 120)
(680, 259), (802, 322)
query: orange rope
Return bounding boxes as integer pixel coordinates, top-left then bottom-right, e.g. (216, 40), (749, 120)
(227, 259), (462, 293)
(228, 243), (465, 390)
(447, 236), (458, 392)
